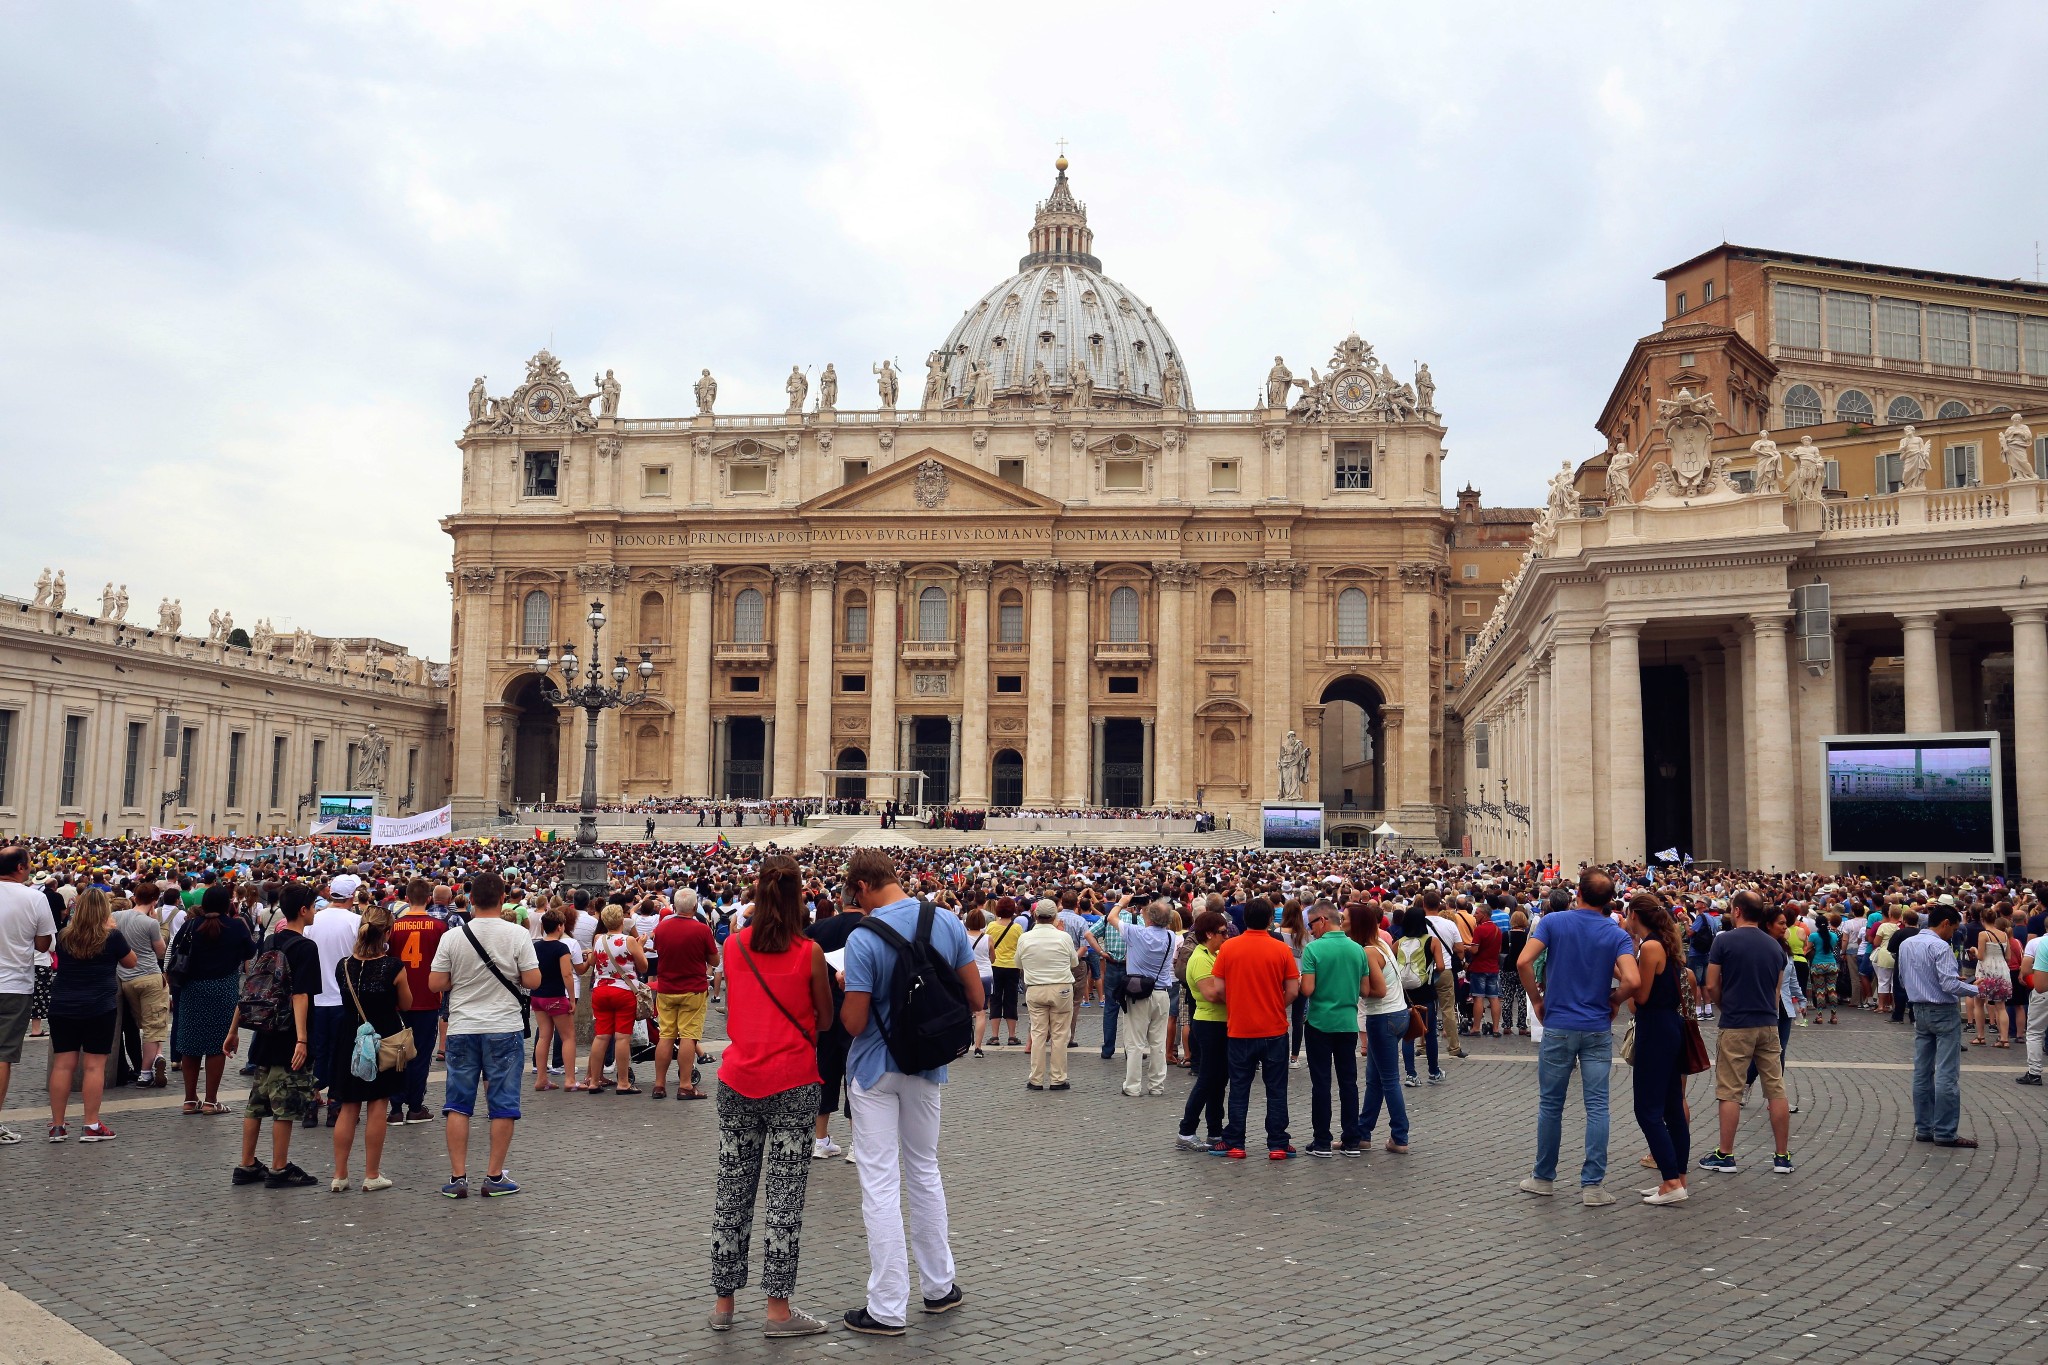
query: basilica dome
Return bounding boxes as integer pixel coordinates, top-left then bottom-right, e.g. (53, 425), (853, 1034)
(931, 158), (1191, 412)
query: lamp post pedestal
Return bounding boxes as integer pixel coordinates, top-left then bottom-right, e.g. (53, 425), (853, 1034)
(532, 600), (657, 900)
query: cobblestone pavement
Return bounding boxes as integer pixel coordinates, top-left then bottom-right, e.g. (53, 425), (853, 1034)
(1, 1003), (2043, 1365)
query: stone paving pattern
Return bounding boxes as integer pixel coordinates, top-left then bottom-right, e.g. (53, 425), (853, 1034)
(1, 1005), (2043, 1365)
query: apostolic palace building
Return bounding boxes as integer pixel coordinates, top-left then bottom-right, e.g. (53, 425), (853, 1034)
(443, 158), (1456, 839)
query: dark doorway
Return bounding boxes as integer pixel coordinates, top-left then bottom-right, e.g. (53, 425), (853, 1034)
(1642, 665), (1692, 859)
(835, 747), (867, 801)
(724, 717), (765, 799)
(508, 677), (560, 805)
(1317, 675), (1385, 811)
(992, 749), (1023, 807)
(1103, 718), (1145, 808)
(911, 716), (951, 806)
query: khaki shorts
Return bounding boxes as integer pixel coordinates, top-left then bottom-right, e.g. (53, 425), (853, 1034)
(1713, 1025), (1784, 1103)
(120, 975), (171, 1044)
(657, 989), (709, 1042)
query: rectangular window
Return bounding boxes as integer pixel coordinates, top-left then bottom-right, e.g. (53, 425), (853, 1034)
(1878, 298), (1921, 362)
(60, 715), (85, 807)
(1823, 459), (1841, 492)
(123, 721), (145, 808)
(1334, 441), (1371, 490)
(729, 464), (768, 494)
(2028, 317), (2048, 377)
(1463, 632), (1478, 656)
(270, 735), (287, 809)
(641, 465), (671, 497)
(1209, 459), (1239, 493)
(843, 604), (868, 646)
(179, 727), (197, 799)
(1103, 459), (1143, 490)
(1927, 306), (1970, 367)
(1677, 351), (1696, 367)
(1774, 284), (1821, 348)
(1703, 279), (1716, 302)
(997, 600), (1023, 643)
(995, 674), (1023, 694)
(226, 731), (244, 809)
(1106, 675), (1140, 695)
(522, 450), (559, 497)
(1675, 291), (1688, 315)
(840, 673), (866, 693)
(730, 675), (761, 693)
(1875, 451), (1903, 495)
(0, 710), (12, 805)
(1944, 444), (1978, 488)
(1978, 311), (2020, 372)
(842, 460), (868, 485)
(997, 459), (1025, 485)
(1727, 469), (1756, 493)
(310, 738), (324, 794)
(1462, 563), (1479, 579)
(1825, 292), (1872, 355)
(1462, 600), (1480, 616)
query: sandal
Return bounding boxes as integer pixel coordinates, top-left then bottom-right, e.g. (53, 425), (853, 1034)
(181, 1100), (201, 1115)
(614, 1087), (643, 1096)
(200, 1101), (229, 1115)
(534, 1080), (556, 1092)
(565, 1083), (590, 1092)
(677, 1089), (708, 1101)
(651, 1087), (667, 1099)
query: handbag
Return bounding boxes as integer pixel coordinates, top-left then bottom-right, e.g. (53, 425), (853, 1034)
(1402, 1005), (1429, 1041)
(1680, 1017), (1711, 1075)
(633, 980), (659, 1022)
(1619, 1019), (1636, 1066)
(342, 957), (416, 1075)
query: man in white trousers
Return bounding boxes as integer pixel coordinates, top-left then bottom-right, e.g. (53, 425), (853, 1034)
(1118, 902), (1180, 1097)
(837, 849), (985, 1336)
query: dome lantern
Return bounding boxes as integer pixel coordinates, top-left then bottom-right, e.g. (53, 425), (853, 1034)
(1021, 156), (1100, 271)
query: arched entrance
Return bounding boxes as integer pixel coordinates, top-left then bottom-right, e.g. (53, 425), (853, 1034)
(991, 749), (1023, 807)
(505, 676), (560, 805)
(1317, 676), (1385, 813)
(724, 717), (765, 799)
(834, 747), (867, 801)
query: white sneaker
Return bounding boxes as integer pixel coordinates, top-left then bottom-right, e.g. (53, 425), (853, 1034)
(0, 1125), (19, 1145)
(843, 1146), (857, 1164)
(811, 1137), (842, 1160)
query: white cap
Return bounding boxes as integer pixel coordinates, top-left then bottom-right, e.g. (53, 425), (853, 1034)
(330, 873), (363, 899)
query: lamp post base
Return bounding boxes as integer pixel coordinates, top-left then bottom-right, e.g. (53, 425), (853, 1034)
(561, 846), (610, 897)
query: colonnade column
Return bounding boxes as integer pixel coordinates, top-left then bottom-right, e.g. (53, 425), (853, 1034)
(453, 569), (499, 814)
(1532, 659), (1552, 864)
(771, 563), (804, 798)
(866, 562), (902, 800)
(1606, 620), (1645, 865)
(1153, 561), (1187, 804)
(679, 565), (715, 796)
(958, 562), (993, 806)
(1701, 654), (1728, 863)
(802, 563), (836, 798)
(1397, 565), (1433, 812)
(1900, 611), (1942, 733)
(1551, 629), (1595, 871)
(1259, 560), (1298, 800)
(2009, 607), (2048, 878)
(1024, 560), (1059, 804)
(1061, 564), (1093, 805)
(1750, 613), (1797, 872)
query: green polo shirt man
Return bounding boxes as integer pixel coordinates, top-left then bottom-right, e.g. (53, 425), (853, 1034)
(1297, 902), (1369, 1153)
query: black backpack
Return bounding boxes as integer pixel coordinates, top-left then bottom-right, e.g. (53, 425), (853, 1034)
(852, 900), (973, 1075)
(1690, 914), (1716, 957)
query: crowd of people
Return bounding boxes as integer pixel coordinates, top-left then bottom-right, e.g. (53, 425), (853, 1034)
(0, 829), (2038, 1335)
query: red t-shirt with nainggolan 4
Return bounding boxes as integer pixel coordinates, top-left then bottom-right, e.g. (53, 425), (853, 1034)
(1211, 931), (1300, 1039)
(388, 911), (449, 1012)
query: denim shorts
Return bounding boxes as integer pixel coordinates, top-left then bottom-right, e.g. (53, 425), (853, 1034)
(443, 1031), (525, 1120)
(1466, 972), (1500, 998)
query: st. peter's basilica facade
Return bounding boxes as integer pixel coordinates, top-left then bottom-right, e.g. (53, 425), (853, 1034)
(444, 159), (1454, 840)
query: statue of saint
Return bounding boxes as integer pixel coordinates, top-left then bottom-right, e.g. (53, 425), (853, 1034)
(1027, 359), (1053, 408)
(1787, 435), (1827, 502)
(1067, 358), (1094, 411)
(1276, 730), (1312, 801)
(100, 582), (116, 618)
(1544, 460), (1580, 521)
(923, 350), (949, 409)
(2000, 413), (2037, 481)
(48, 572), (65, 612)
(1750, 431), (1784, 494)
(785, 365), (808, 414)
(694, 368), (717, 415)
(359, 726), (390, 793)
(873, 359), (899, 408)
(1161, 357), (1183, 408)
(467, 376), (487, 425)
(252, 618), (273, 653)
(970, 360), (994, 408)
(594, 369), (621, 419)
(1414, 362), (1436, 412)
(32, 568), (50, 608)
(157, 597), (174, 631)
(1604, 448), (1638, 506)
(1265, 356), (1293, 409)
(1897, 425), (1931, 491)
(818, 363), (838, 412)
(112, 585), (128, 622)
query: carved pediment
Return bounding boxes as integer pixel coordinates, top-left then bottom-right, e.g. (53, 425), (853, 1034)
(799, 449), (1063, 516)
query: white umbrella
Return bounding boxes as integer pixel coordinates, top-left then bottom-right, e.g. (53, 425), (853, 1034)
(1371, 822), (1399, 837)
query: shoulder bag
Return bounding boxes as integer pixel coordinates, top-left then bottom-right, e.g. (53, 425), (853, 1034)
(342, 957), (417, 1075)
(460, 920), (532, 1038)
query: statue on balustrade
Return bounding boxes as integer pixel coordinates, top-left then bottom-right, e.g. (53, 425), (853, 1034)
(2000, 413), (2037, 481)
(1896, 426), (1931, 491)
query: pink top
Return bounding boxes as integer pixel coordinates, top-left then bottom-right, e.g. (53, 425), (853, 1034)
(719, 929), (822, 1099)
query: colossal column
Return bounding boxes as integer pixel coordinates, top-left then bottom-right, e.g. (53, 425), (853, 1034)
(1900, 611), (1943, 733)
(679, 564), (715, 796)
(770, 562), (805, 798)
(958, 562), (993, 806)
(1551, 629), (1595, 871)
(2009, 607), (2048, 878)
(1062, 564), (1093, 804)
(802, 563), (836, 798)
(1024, 559), (1061, 804)
(452, 567), (498, 818)
(1750, 612), (1797, 872)
(1259, 560), (1300, 800)
(1606, 619), (1646, 864)
(1397, 563), (1435, 812)
(866, 562), (902, 799)
(1152, 561), (1187, 804)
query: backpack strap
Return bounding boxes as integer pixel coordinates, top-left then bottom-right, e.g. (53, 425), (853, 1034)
(459, 920), (531, 1035)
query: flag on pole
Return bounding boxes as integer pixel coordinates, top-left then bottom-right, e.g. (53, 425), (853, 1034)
(1653, 847), (1681, 863)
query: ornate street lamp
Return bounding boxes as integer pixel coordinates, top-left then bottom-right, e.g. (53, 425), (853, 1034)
(533, 600), (655, 893)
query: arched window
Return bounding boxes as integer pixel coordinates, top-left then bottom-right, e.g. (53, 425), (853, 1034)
(1209, 589), (1237, 643)
(843, 591), (868, 646)
(1783, 384), (1824, 427)
(1887, 395), (1925, 423)
(1210, 728), (1238, 784)
(918, 585), (949, 641)
(633, 723), (663, 779)
(1937, 400), (1970, 420)
(1108, 585), (1141, 642)
(1337, 587), (1370, 648)
(521, 590), (551, 646)
(638, 591), (667, 646)
(733, 587), (765, 643)
(997, 589), (1024, 644)
(1834, 389), (1875, 423)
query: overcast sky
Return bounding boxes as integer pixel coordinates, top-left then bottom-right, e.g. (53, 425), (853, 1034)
(5, 2), (2043, 656)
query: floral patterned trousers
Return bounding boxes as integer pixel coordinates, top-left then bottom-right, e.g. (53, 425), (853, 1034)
(711, 1080), (820, 1298)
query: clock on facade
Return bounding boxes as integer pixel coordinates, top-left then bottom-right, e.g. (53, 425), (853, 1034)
(525, 384), (564, 423)
(1332, 370), (1374, 413)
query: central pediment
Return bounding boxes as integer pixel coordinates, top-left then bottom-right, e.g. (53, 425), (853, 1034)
(799, 449), (1064, 517)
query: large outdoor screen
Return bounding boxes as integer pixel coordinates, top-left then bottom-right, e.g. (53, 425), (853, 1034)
(1261, 803), (1324, 850)
(314, 791), (376, 838)
(1821, 733), (2004, 864)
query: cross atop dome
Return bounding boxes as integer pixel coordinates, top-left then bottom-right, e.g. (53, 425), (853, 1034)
(1022, 152), (1099, 271)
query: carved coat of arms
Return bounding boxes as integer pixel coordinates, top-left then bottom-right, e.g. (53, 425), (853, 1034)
(1652, 388), (1728, 497)
(912, 459), (950, 509)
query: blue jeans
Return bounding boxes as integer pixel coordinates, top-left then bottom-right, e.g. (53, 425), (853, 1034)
(309, 1003), (343, 1094)
(399, 1009), (438, 1110)
(443, 1031), (525, 1120)
(1401, 994), (1438, 1078)
(1358, 1010), (1409, 1145)
(1221, 1033), (1290, 1151)
(1911, 1002), (1963, 1141)
(1532, 1026), (1612, 1187)
(1099, 961), (1125, 1056)
(1304, 1025), (1359, 1148)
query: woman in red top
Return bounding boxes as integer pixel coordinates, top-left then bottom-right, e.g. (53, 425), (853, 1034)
(709, 855), (832, 1338)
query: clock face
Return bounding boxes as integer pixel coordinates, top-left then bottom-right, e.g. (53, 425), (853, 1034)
(1333, 370), (1373, 412)
(525, 384), (563, 422)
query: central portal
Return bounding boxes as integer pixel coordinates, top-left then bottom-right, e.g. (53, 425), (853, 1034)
(1102, 717), (1145, 808)
(910, 716), (951, 807)
(724, 717), (765, 799)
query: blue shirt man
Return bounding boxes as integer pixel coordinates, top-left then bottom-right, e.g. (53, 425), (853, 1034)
(1898, 906), (1978, 1147)
(1517, 871), (1638, 1202)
